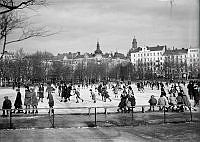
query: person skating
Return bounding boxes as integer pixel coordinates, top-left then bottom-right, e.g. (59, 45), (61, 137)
(30, 88), (38, 114)
(117, 87), (128, 112)
(90, 89), (96, 103)
(14, 88), (23, 113)
(24, 86), (32, 114)
(127, 86), (136, 112)
(102, 87), (111, 102)
(74, 88), (84, 103)
(46, 83), (55, 114)
(38, 84), (44, 102)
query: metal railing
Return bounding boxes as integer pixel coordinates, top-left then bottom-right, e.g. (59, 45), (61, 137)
(0, 104), (195, 129)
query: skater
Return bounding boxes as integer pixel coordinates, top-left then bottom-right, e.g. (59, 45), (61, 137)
(113, 85), (118, 98)
(74, 88), (84, 103)
(24, 86), (32, 114)
(61, 83), (67, 102)
(127, 86), (136, 112)
(14, 88), (23, 113)
(2, 96), (12, 117)
(38, 84), (44, 102)
(90, 89), (96, 103)
(30, 88), (38, 114)
(58, 84), (62, 96)
(46, 83), (55, 113)
(117, 88), (128, 112)
(102, 87), (111, 102)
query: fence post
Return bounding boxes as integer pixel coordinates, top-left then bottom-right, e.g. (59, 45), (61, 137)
(104, 108), (107, 120)
(189, 107), (192, 122)
(52, 108), (55, 128)
(9, 109), (12, 129)
(88, 107), (91, 117)
(163, 106), (166, 123)
(131, 106), (133, 122)
(94, 107), (97, 127)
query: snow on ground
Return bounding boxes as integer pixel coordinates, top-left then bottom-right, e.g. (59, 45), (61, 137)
(0, 83), (195, 114)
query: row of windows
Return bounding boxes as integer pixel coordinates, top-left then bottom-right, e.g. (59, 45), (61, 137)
(136, 62), (163, 66)
(133, 52), (162, 57)
(190, 54), (199, 57)
(190, 58), (199, 62)
(137, 66), (163, 71)
(133, 57), (163, 62)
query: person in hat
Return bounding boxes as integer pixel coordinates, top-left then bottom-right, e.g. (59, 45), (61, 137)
(38, 84), (44, 102)
(30, 87), (38, 114)
(14, 88), (23, 113)
(46, 83), (55, 113)
(2, 96), (12, 117)
(24, 86), (32, 114)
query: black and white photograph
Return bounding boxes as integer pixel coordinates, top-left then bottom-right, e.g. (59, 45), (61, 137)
(0, 0), (199, 141)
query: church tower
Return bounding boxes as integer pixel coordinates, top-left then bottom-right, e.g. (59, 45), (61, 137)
(94, 41), (103, 55)
(132, 36), (137, 49)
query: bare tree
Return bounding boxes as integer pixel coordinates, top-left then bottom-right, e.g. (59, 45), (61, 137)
(0, 0), (46, 15)
(0, 12), (53, 59)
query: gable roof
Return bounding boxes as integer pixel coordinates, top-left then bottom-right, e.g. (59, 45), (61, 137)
(163, 48), (188, 56)
(147, 45), (165, 51)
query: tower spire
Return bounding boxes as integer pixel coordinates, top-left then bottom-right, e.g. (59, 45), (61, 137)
(132, 36), (137, 49)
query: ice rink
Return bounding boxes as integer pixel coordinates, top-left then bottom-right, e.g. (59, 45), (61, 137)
(0, 82), (194, 114)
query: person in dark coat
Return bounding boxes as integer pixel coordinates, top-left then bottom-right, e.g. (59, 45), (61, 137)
(148, 95), (157, 111)
(60, 83), (66, 102)
(14, 88), (23, 113)
(46, 83), (55, 113)
(194, 84), (200, 107)
(176, 92), (184, 112)
(66, 84), (72, 102)
(117, 87), (128, 112)
(127, 86), (136, 112)
(38, 84), (44, 102)
(187, 81), (194, 100)
(2, 96), (12, 116)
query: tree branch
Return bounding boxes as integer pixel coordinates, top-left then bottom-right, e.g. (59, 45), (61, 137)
(0, 0), (47, 15)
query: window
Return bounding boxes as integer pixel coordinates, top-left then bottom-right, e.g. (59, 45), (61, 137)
(157, 52), (159, 56)
(144, 53), (146, 56)
(153, 53), (155, 56)
(147, 53), (149, 56)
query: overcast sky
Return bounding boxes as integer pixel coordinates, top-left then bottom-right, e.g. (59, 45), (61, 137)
(5, 0), (199, 55)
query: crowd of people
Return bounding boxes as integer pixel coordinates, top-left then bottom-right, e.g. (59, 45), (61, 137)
(148, 80), (200, 112)
(1, 83), (55, 117)
(1, 80), (200, 117)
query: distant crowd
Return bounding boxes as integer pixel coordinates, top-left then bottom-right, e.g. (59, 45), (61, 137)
(1, 80), (200, 117)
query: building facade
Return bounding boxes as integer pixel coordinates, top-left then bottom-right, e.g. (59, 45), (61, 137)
(129, 37), (166, 79)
